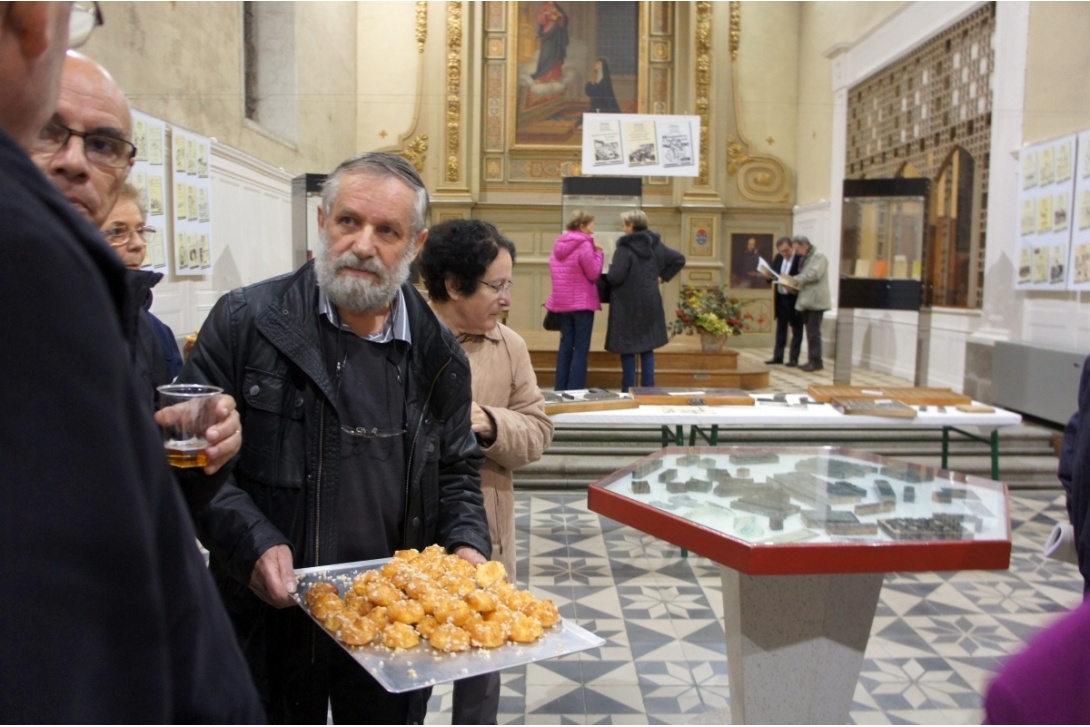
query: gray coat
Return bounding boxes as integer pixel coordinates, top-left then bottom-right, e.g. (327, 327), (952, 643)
(605, 230), (686, 354)
(794, 244), (832, 312)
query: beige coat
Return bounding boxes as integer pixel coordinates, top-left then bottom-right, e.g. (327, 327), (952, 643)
(455, 323), (554, 583)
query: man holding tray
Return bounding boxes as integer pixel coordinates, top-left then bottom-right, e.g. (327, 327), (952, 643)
(181, 151), (492, 723)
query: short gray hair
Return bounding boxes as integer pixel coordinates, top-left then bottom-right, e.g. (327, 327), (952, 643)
(620, 209), (648, 231)
(792, 235), (811, 249)
(320, 152), (429, 236)
(115, 183), (146, 220)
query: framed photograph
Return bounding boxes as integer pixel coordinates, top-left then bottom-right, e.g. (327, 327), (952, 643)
(510, 2), (641, 148)
(729, 233), (774, 291)
(688, 216), (716, 259)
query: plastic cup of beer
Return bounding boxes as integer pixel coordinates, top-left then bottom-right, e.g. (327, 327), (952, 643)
(157, 384), (223, 468)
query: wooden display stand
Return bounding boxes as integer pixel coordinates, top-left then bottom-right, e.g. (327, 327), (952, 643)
(526, 332), (770, 391)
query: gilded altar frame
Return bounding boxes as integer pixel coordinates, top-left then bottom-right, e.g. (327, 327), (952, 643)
(482, 1), (674, 185)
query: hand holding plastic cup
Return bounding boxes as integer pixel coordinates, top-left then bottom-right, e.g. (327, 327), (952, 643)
(157, 384), (224, 468)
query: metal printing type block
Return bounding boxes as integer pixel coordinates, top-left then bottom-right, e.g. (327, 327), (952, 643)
(875, 479), (896, 503)
(729, 452), (781, 465)
(684, 477), (712, 493)
(711, 479), (759, 498)
(854, 501), (896, 516)
(676, 454), (701, 467)
(665, 480), (687, 493)
(658, 468), (678, 482)
(630, 479), (651, 495)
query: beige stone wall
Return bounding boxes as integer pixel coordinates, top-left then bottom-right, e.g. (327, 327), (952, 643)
(82, 1), (358, 176)
(794, 2), (903, 205)
(356, 2), (430, 158)
(725, 1), (799, 206)
(1023, 1), (1090, 144)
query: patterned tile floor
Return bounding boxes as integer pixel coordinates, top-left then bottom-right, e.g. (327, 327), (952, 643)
(423, 490), (1082, 725)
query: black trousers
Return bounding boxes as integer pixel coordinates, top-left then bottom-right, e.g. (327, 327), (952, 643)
(801, 309), (824, 366)
(772, 292), (803, 363)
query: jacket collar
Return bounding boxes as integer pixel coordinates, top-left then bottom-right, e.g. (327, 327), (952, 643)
(254, 262), (467, 417)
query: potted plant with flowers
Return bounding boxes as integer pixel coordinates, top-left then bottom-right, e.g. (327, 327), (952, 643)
(669, 284), (749, 352)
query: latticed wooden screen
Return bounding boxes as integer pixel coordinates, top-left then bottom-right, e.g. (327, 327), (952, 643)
(845, 3), (996, 308)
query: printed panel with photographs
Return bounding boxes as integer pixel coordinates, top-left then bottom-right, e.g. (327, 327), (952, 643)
(581, 113), (699, 177)
(1015, 134), (1077, 290)
(171, 126), (213, 277)
(130, 110), (169, 273)
(1068, 130), (1090, 290)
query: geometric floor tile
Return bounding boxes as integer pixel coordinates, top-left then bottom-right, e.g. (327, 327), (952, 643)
(423, 489), (1083, 725)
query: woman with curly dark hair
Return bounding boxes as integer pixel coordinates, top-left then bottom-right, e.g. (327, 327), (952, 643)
(417, 219), (554, 723)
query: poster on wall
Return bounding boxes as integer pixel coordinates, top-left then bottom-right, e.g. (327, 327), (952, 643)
(1015, 133), (1077, 291)
(171, 125), (213, 277)
(1067, 131), (1090, 290)
(581, 113), (699, 177)
(130, 110), (169, 273)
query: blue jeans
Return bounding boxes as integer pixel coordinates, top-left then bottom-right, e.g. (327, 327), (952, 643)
(554, 310), (594, 390)
(620, 351), (655, 392)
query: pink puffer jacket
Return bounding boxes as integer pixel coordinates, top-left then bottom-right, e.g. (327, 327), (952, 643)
(544, 231), (604, 313)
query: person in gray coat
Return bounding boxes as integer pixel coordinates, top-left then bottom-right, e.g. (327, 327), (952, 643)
(787, 235), (831, 372)
(605, 210), (686, 391)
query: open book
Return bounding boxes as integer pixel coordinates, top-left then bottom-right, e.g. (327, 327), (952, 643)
(756, 257), (800, 289)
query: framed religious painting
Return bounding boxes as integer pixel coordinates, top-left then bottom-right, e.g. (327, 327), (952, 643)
(508, 1), (644, 149)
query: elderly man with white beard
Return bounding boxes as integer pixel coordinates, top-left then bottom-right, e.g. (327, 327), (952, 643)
(179, 151), (491, 724)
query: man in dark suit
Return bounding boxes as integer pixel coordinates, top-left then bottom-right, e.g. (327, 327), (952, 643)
(762, 236), (803, 366)
(0, 3), (261, 721)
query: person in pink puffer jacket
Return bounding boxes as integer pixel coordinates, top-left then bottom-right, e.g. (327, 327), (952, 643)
(544, 210), (604, 390)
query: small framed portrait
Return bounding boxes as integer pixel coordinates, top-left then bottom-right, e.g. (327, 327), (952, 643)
(729, 233), (774, 291)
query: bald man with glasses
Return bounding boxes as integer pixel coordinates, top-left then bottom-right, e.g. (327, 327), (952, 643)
(0, 3), (261, 721)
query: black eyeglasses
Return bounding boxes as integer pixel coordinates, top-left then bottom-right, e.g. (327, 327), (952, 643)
(69, 2), (103, 49)
(477, 279), (514, 296)
(31, 120), (136, 169)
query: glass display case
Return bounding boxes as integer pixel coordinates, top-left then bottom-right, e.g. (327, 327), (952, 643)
(839, 178), (930, 310)
(588, 444), (1011, 724)
(561, 177), (641, 268)
(588, 445), (1010, 574)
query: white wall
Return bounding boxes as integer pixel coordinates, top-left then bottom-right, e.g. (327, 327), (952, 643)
(150, 142), (294, 342)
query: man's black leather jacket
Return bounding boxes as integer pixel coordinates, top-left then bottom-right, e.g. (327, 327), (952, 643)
(181, 261), (491, 593)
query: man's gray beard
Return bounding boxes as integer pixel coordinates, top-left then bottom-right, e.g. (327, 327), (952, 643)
(315, 241), (415, 314)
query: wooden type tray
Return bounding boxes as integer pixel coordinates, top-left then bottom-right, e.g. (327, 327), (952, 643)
(542, 390), (638, 415)
(629, 387), (754, 407)
(831, 398), (918, 419)
(293, 559), (604, 693)
(807, 385), (972, 406)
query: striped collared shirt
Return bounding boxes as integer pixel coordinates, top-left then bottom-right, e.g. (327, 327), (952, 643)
(318, 286), (413, 345)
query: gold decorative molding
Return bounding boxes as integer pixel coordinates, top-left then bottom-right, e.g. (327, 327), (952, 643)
(729, 0), (740, 60)
(397, 133), (429, 172)
(725, 1), (790, 204)
(415, 2), (427, 53)
(694, 1), (712, 187)
(379, 3), (427, 168)
(445, 1), (462, 183)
